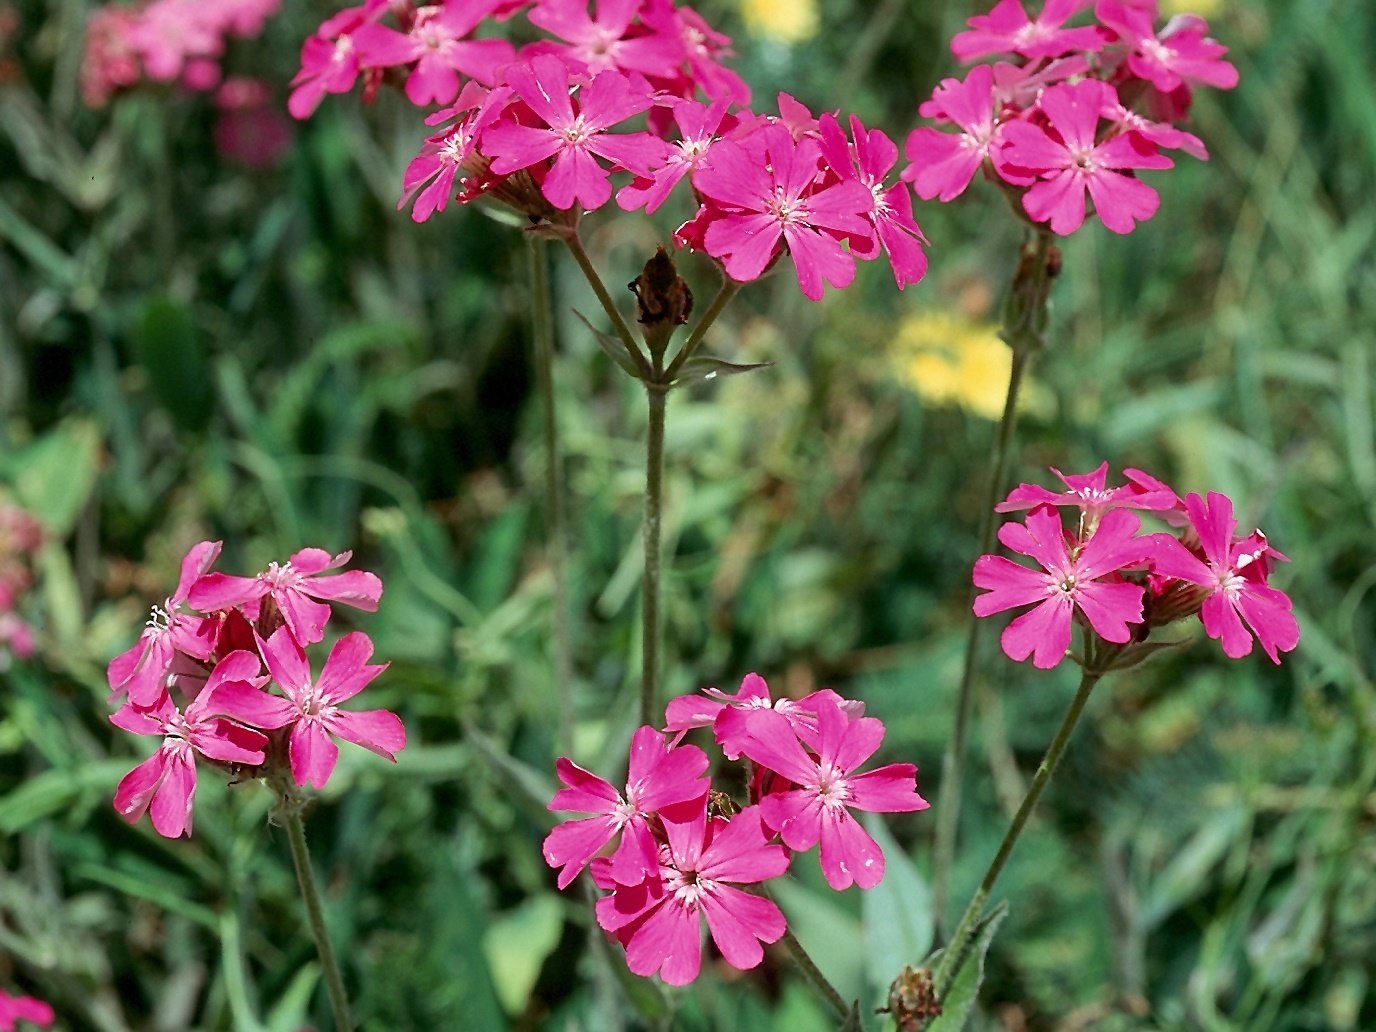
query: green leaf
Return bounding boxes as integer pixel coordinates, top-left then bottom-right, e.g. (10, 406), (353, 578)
(2, 418), (101, 536)
(862, 816), (934, 996)
(482, 893), (565, 1016)
(131, 295), (213, 433)
(672, 355), (774, 387)
(928, 903), (1008, 1032)
(574, 309), (644, 379)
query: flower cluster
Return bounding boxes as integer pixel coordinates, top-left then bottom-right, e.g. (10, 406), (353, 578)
(904, 0), (1238, 235)
(544, 674), (928, 985)
(107, 542), (405, 839)
(292, 0), (928, 299)
(80, 0), (281, 106)
(973, 463), (1300, 669)
(0, 988), (53, 1032)
(0, 501), (43, 669)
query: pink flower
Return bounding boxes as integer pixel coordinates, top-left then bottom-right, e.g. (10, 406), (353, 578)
(951, 0), (1107, 62)
(638, 0), (750, 106)
(1095, 1), (1239, 92)
(595, 800), (788, 986)
(351, 1), (515, 106)
(188, 546), (382, 646)
(664, 672), (862, 760)
(902, 64), (1030, 202)
(111, 651), (269, 838)
(974, 505), (1151, 668)
(692, 123), (873, 301)
(399, 81), (513, 221)
(210, 628), (404, 789)
(1148, 492), (1299, 663)
(0, 613), (34, 663)
(997, 462), (1179, 523)
(1102, 95), (1208, 160)
(0, 988), (54, 1031)
(999, 78), (1172, 234)
(483, 56), (669, 210)
(543, 726), (709, 889)
(287, 5), (374, 119)
(616, 97), (730, 214)
(737, 699), (928, 890)
(107, 540), (222, 707)
(819, 113), (929, 290)
(527, 0), (681, 77)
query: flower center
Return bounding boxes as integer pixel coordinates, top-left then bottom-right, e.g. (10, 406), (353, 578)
(766, 186), (806, 225)
(1140, 37), (1176, 66)
(1012, 21), (1052, 48)
(667, 867), (713, 910)
(264, 561), (295, 587)
(815, 763), (850, 809)
(560, 115), (593, 147)
(146, 605), (172, 633)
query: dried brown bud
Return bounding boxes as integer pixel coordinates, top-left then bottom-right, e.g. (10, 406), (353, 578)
(878, 966), (942, 1031)
(629, 247), (693, 358)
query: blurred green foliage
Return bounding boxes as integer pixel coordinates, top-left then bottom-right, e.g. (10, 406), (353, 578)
(2, 0), (1374, 1029)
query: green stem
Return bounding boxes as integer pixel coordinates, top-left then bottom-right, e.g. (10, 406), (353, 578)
(528, 236), (574, 755)
(561, 231), (651, 380)
(932, 666), (1102, 1001)
(931, 229), (1056, 934)
(283, 809), (353, 1031)
(663, 275), (742, 383)
(931, 347), (1031, 930)
(641, 380), (667, 727)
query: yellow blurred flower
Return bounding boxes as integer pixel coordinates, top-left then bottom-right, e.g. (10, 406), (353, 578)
(740, 0), (818, 44)
(890, 309), (1049, 421)
(1160, 0), (1224, 16)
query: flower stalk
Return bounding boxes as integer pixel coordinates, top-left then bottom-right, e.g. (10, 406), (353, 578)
(931, 659), (1102, 1004)
(932, 229), (1057, 931)
(528, 235), (574, 753)
(281, 802), (354, 1031)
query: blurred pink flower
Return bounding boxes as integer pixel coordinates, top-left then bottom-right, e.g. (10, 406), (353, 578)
(1095, 0), (1238, 92)
(998, 462), (1179, 523)
(214, 76), (293, 168)
(951, 0), (1106, 62)
(399, 81), (513, 221)
(351, 0), (515, 106)
(0, 988), (54, 1031)
(527, 0), (681, 76)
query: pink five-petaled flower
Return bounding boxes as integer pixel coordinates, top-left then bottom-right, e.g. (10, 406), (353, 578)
(1095, 1), (1239, 92)
(663, 672), (862, 760)
(107, 540), (222, 707)
(399, 81), (513, 222)
(209, 628), (403, 789)
(595, 800), (788, 986)
(351, 0), (515, 106)
(902, 64), (1027, 203)
(528, 0), (682, 77)
(693, 123), (873, 301)
(286, 4), (372, 120)
(0, 988), (54, 1031)
(737, 698), (928, 891)
(951, 0), (1107, 62)
(188, 546), (382, 646)
(1000, 78), (1173, 235)
(543, 726), (709, 889)
(974, 504), (1151, 668)
(616, 97), (730, 214)
(111, 651), (269, 839)
(1149, 492), (1300, 663)
(998, 462), (1179, 525)
(819, 113), (929, 290)
(483, 55), (669, 211)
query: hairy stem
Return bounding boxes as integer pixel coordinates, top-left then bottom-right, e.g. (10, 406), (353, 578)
(284, 809), (353, 1031)
(528, 236), (574, 754)
(932, 666), (1102, 1001)
(931, 229), (1056, 933)
(780, 919), (849, 1020)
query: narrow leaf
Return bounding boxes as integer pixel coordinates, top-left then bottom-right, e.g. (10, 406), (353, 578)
(928, 902), (1008, 1032)
(672, 355), (774, 387)
(574, 309), (644, 379)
